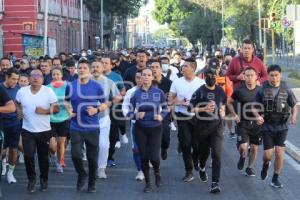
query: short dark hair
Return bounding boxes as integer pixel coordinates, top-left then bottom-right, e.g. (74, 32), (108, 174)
(242, 38), (254, 46)
(173, 52), (181, 57)
(19, 73), (29, 79)
(136, 49), (149, 56)
(101, 54), (112, 63)
(78, 59), (91, 69)
(183, 57), (197, 70)
(0, 57), (10, 64)
(160, 56), (170, 62)
(244, 66), (257, 74)
(5, 67), (19, 78)
(52, 57), (61, 64)
(267, 64), (281, 73)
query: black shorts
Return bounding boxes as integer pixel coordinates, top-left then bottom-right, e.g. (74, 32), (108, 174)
(236, 124), (262, 146)
(3, 124), (21, 149)
(261, 129), (288, 150)
(51, 121), (69, 137)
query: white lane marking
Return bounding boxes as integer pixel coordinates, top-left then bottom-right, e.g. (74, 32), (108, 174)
(285, 154), (300, 173)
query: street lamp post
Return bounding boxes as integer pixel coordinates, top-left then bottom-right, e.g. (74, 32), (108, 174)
(101, 0), (104, 49)
(221, 0), (225, 39)
(258, 0), (262, 47)
(44, 0), (49, 55)
(80, 0), (84, 50)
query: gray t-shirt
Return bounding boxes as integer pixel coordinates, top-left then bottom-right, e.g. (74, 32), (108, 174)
(93, 76), (120, 118)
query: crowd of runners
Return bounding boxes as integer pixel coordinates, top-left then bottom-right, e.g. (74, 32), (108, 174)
(0, 38), (297, 196)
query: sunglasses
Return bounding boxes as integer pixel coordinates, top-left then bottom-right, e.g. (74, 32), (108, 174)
(30, 74), (43, 78)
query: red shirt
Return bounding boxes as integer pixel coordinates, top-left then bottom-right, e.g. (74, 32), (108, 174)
(226, 55), (268, 89)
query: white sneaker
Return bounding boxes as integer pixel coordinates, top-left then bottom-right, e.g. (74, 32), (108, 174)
(97, 168), (107, 179)
(83, 152), (87, 161)
(7, 173), (17, 184)
(115, 141), (121, 149)
(170, 122), (177, 131)
(56, 163), (63, 173)
(149, 162), (153, 168)
(120, 135), (129, 144)
(1, 160), (7, 176)
(18, 153), (24, 164)
(135, 171), (144, 181)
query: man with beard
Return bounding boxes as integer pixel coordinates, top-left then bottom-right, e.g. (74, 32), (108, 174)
(0, 58), (12, 83)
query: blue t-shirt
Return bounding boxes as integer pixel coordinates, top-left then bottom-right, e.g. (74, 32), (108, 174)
(0, 83), (20, 127)
(65, 79), (105, 132)
(128, 86), (168, 127)
(105, 71), (125, 91)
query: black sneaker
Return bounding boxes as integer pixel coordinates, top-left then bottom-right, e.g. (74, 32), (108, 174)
(261, 162), (270, 180)
(229, 132), (236, 139)
(40, 179), (48, 192)
(270, 179), (283, 188)
(144, 182), (152, 193)
(177, 144), (182, 154)
(193, 159), (200, 171)
(155, 173), (162, 187)
(27, 179), (36, 193)
(199, 169), (208, 182)
(161, 149), (167, 160)
(237, 156), (245, 170)
(77, 173), (87, 192)
(87, 182), (96, 193)
(210, 182), (221, 194)
(182, 172), (194, 182)
(245, 168), (255, 177)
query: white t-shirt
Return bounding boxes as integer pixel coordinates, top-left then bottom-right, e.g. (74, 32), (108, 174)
(170, 76), (205, 116)
(16, 85), (58, 133)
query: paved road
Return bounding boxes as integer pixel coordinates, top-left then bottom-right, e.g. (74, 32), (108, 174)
(1, 129), (300, 200)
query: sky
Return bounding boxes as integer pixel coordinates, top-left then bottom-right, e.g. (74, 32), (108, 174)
(138, 0), (164, 33)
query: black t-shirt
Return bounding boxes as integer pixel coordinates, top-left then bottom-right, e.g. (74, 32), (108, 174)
(0, 85), (12, 131)
(157, 75), (172, 94)
(190, 85), (226, 122)
(231, 85), (261, 121)
(124, 65), (138, 89)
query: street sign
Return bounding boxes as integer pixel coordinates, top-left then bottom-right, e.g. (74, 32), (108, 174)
(282, 17), (292, 28)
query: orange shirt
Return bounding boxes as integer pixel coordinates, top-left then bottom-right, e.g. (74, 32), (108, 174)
(198, 74), (233, 98)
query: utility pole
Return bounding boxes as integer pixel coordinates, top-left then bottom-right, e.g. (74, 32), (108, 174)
(44, 0), (49, 55)
(221, 0), (225, 39)
(80, 0), (84, 50)
(101, 0), (104, 49)
(258, 0), (262, 47)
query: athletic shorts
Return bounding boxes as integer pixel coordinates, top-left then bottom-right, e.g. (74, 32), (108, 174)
(3, 124), (21, 149)
(236, 125), (262, 146)
(51, 121), (69, 137)
(261, 130), (288, 150)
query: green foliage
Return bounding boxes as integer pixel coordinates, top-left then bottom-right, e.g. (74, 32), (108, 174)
(152, 27), (175, 40)
(84, 0), (146, 18)
(151, 0), (300, 46)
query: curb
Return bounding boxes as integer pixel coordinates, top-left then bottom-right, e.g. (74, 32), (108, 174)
(285, 141), (300, 163)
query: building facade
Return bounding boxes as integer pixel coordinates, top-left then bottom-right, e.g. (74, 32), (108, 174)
(0, 0), (100, 58)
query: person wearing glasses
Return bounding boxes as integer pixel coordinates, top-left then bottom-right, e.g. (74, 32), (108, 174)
(16, 69), (59, 193)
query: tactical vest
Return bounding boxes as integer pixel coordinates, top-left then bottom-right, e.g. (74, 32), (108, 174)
(262, 81), (290, 123)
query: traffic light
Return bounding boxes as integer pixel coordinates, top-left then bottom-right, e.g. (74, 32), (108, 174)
(270, 12), (276, 28)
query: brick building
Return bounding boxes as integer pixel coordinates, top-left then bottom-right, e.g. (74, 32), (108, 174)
(0, 0), (100, 58)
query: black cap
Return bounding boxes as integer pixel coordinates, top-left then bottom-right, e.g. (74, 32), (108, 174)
(204, 67), (217, 76)
(65, 59), (76, 67)
(208, 57), (220, 69)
